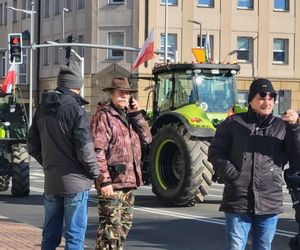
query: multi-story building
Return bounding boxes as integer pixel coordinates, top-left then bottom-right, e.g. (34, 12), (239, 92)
(0, 0), (300, 115)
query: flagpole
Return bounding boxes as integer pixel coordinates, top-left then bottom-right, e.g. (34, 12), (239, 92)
(164, 0), (168, 63)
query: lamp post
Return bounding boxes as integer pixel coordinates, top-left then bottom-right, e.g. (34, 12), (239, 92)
(7, 2), (36, 127)
(188, 20), (202, 48)
(62, 8), (69, 40)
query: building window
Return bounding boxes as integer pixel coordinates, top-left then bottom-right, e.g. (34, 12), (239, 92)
(13, 0), (17, 22)
(197, 0), (214, 7)
(22, 0), (26, 19)
(54, 39), (61, 64)
(19, 49), (27, 84)
(43, 46), (49, 65)
(273, 39), (288, 64)
(237, 37), (252, 62)
(109, 0), (125, 4)
(77, 0), (85, 9)
(27, 0), (31, 17)
(77, 35), (84, 57)
(237, 0), (253, 9)
(274, 0), (289, 11)
(44, 0), (50, 17)
(160, 0), (177, 5)
(160, 34), (177, 61)
(1, 53), (6, 77)
(66, 0), (72, 11)
(55, 0), (61, 15)
(4, 2), (7, 24)
(0, 4), (3, 26)
(108, 32), (124, 59)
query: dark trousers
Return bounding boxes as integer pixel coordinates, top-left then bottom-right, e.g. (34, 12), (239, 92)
(289, 189), (300, 250)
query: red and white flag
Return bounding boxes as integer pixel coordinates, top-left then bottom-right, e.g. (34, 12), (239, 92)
(1, 62), (16, 93)
(131, 28), (155, 71)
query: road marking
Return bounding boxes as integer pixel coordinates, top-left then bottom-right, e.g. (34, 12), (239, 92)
(29, 172), (297, 238)
(87, 197), (297, 238)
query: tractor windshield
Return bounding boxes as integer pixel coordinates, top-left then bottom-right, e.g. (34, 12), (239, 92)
(192, 74), (239, 112)
(155, 68), (239, 113)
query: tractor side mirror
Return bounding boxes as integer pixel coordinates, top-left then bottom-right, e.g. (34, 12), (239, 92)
(278, 90), (291, 115)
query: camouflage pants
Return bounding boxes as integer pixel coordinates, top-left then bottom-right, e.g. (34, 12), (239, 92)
(95, 189), (135, 250)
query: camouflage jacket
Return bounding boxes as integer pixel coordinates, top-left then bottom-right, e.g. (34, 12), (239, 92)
(91, 103), (152, 190)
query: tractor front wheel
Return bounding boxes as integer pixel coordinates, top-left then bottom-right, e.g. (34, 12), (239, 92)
(149, 123), (214, 206)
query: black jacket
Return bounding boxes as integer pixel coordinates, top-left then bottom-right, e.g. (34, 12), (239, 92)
(208, 110), (300, 215)
(27, 87), (100, 194)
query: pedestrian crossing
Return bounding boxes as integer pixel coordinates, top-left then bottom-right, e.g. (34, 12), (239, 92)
(28, 165), (293, 207)
(27, 164), (297, 239)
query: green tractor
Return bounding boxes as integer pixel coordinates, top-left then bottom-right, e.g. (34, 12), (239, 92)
(136, 63), (245, 206)
(0, 89), (30, 197)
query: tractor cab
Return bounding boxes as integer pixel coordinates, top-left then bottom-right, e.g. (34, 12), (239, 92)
(152, 63), (242, 129)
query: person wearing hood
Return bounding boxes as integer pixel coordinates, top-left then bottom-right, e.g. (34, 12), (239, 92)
(90, 77), (152, 250)
(208, 78), (300, 250)
(27, 59), (100, 250)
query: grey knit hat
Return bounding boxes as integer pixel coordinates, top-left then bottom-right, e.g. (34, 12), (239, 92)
(57, 60), (83, 89)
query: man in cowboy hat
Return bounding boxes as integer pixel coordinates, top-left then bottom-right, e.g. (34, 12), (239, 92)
(90, 77), (152, 250)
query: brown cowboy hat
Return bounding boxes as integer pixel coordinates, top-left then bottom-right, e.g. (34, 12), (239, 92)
(103, 77), (138, 93)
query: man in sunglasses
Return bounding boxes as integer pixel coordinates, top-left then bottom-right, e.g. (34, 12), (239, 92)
(208, 78), (300, 250)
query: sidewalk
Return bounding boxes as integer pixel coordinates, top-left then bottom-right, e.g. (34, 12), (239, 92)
(0, 215), (64, 249)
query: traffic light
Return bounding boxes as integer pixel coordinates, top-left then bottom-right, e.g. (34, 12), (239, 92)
(8, 33), (23, 64)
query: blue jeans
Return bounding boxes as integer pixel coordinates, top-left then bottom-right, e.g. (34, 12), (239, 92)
(225, 212), (278, 250)
(41, 190), (89, 250)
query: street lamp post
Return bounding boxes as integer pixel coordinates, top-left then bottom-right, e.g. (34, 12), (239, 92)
(7, 2), (36, 127)
(188, 20), (202, 48)
(62, 8), (69, 40)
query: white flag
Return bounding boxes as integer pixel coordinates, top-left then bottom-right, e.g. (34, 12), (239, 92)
(204, 31), (211, 62)
(131, 28), (155, 71)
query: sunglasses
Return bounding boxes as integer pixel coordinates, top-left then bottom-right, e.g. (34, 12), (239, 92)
(259, 92), (277, 99)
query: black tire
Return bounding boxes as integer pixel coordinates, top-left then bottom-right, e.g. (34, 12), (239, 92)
(0, 175), (10, 191)
(11, 162), (30, 197)
(149, 123), (214, 206)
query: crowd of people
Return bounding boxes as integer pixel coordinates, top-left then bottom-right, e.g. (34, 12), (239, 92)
(27, 59), (152, 250)
(27, 58), (300, 250)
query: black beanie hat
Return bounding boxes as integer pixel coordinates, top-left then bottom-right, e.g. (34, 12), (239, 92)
(248, 78), (275, 102)
(57, 60), (83, 89)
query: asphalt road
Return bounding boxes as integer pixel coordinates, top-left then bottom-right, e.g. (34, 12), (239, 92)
(0, 162), (298, 250)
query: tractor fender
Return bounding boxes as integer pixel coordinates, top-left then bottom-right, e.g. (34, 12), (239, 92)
(151, 112), (215, 138)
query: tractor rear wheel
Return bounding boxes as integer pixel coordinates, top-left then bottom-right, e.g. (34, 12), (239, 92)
(0, 156), (11, 192)
(0, 175), (10, 191)
(11, 162), (30, 197)
(149, 123), (214, 206)
(11, 144), (30, 197)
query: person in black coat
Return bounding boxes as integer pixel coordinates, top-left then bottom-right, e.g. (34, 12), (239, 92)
(27, 59), (100, 250)
(208, 78), (300, 250)
(284, 116), (300, 249)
